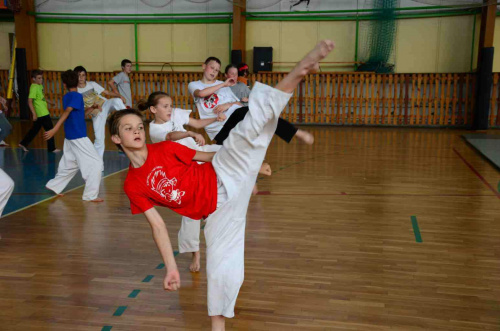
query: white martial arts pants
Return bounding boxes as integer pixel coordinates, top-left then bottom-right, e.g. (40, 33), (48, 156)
(46, 137), (103, 201)
(0, 168), (14, 217)
(92, 98), (126, 158)
(204, 82), (292, 318)
(178, 144), (222, 254)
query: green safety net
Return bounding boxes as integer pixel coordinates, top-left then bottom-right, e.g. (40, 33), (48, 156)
(356, 0), (497, 73)
(357, 0), (399, 73)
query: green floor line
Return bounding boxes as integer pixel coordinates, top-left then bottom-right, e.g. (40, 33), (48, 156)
(142, 275), (154, 282)
(128, 289), (140, 298)
(113, 306), (127, 316)
(411, 216), (423, 243)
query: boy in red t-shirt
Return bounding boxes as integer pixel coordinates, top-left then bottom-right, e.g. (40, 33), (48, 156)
(109, 40), (334, 331)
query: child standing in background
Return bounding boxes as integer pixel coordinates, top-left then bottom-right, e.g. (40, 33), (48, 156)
(19, 70), (60, 153)
(74, 65), (127, 158)
(44, 70), (103, 202)
(109, 59), (133, 108)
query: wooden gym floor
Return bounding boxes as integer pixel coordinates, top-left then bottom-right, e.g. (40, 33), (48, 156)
(0, 120), (499, 330)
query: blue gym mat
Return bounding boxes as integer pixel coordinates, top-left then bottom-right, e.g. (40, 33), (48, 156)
(0, 147), (130, 216)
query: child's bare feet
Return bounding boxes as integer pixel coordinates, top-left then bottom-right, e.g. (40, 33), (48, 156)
(295, 129), (314, 145)
(190, 251), (201, 272)
(276, 40), (335, 93)
(51, 149), (62, 153)
(90, 197), (104, 203)
(302, 40), (335, 73)
(259, 163), (272, 176)
(252, 183), (259, 195)
(18, 144), (28, 152)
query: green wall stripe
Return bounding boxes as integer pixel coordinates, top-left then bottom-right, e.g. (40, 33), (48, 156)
(470, 14), (477, 72)
(35, 18), (232, 24)
(246, 10), (478, 22)
(29, 11), (231, 17)
(244, 4), (483, 16)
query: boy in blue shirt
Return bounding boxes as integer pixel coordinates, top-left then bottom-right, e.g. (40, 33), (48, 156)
(44, 70), (103, 202)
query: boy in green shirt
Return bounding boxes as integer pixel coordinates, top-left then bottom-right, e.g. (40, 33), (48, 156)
(19, 70), (60, 153)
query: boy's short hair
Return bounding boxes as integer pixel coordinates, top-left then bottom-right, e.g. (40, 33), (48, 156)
(204, 57), (221, 66)
(121, 59), (132, 68)
(108, 108), (143, 151)
(61, 70), (79, 89)
(73, 66), (87, 75)
(31, 69), (43, 79)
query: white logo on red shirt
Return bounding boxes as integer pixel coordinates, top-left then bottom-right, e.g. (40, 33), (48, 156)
(203, 94), (219, 109)
(147, 166), (185, 205)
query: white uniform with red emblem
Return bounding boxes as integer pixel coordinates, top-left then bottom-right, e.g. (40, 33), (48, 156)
(188, 80), (242, 140)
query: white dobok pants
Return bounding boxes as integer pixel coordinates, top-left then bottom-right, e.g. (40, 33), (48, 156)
(0, 168), (14, 217)
(92, 98), (126, 158)
(46, 138), (103, 201)
(178, 144), (222, 254)
(204, 82), (292, 318)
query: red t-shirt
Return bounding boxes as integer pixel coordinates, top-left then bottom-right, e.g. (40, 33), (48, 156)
(124, 141), (218, 219)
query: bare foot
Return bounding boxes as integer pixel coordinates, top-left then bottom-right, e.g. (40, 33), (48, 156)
(301, 40), (335, 74)
(90, 197), (104, 203)
(295, 129), (314, 145)
(259, 163), (272, 176)
(276, 40), (335, 93)
(51, 149), (62, 153)
(18, 144), (28, 152)
(189, 251), (201, 272)
(252, 183), (259, 195)
(46, 186), (64, 197)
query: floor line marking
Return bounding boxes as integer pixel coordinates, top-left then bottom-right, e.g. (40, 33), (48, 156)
(410, 216), (423, 243)
(142, 275), (154, 283)
(113, 306), (127, 316)
(2, 168), (128, 218)
(128, 289), (140, 298)
(452, 148), (500, 199)
(253, 193), (494, 197)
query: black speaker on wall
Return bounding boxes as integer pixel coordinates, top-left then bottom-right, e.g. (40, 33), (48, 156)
(231, 50), (242, 65)
(473, 47), (494, 130)
(253, 47), (273, 72)
(15, 48), (30, 120)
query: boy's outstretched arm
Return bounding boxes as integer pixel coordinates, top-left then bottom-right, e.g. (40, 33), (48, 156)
(44, 107), (72, 140)
(144, 207), (180, 292)
(187, 117), (218, 129)
(193, 78), (236, 98)
(166, 131), (206, 146)
(108, 79), (120, 96)
(193, 151), (215, 163)
(101, 89), (127, 105)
